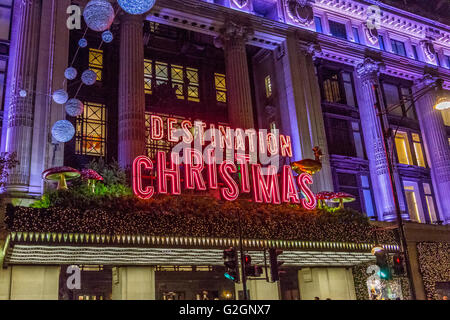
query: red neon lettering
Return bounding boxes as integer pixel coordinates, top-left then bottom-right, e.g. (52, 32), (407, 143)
(236, 153), (251, 193)
(206, 148), (218, 189)
(219, 160), (239, 201)
(280, 135), (293, 157)
(167, 118), (179, 143)
(251, 165), (281, 204)
(157, 151), (181, 195)
(194, 121), (207, 146)
(181, 120), (193, 144)
(219, 125), (233, 149)
(258, 131), (267, 154)
(132, 156), (155, 199)
(184, 148), (206, 191)
(281, 165), (300, 204)
(245, 129), (257, 153)
(297, 173), (317, 210)
(235, 128), (246, 152)
(267, 133), (279, 156)
(151, 115), (164, 140)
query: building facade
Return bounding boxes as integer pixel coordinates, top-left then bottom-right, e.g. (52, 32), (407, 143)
(0, 0), (449, 300)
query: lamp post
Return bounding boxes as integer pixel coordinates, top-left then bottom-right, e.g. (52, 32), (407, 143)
(372, 78), (449, 300)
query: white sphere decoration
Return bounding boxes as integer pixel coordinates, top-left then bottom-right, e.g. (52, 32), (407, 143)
(52, 89), (69, 104)
(78, 38), (88, 48)
(102, 30), (113, 43)
(52, 120), (75, 143)
(64, 67), (78, 80)
(19, 90), (27, 98)
(118, 0), (156, 15)
(65, 99), (84, 117)
(81, 70), (97, 86)
(83, 0), (115, 32)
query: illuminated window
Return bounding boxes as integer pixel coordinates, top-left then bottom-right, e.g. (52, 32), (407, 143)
(321, 69), (355, 107)
(186, 67), (200, 102)
(394, 131), (412, 165)
(215, 73), (227, 103)
(423, 183), (438, 223)
(442, 109), (450, 126)
(265, 75), (272, 98)
(76, 102), (107, 157)
(403, 182), (425, 223)
(89, 48), (103, 81)
(411, 133), (426, 167)
(144, 59), (153, 94)
(145, 112), (183, 159)
(144, 60), (200, 101)
(323, 73), (340, 103)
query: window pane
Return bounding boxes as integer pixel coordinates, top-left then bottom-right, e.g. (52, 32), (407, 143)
(442, 109), (450, 126)
(329, 21), (347, 40)
(383, 83), (402, 116)
(314, 16), (323, 33)
(363, 189), (375, 217)
(0, 7), (11, 41)
(353, 131), (364, 158)
(391, 39), (406, 57)
(394, 132), (412, 165)
(361, 175), (370, 188)
(404, 190), (421, 222)
(265, 75), (272, 98)
(352, 27), (360, 43)
(378, 35), (385, 50)
(425, 195), (437, 223)
(76, 102), (107, 157)
(343, 81), (355, 107)
(412, 45), (419, 61)
(215, 73), (227, 103)
(413, 142), (426, 167)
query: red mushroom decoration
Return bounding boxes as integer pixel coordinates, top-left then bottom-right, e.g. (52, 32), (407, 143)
(291, 146), (323, 175)
(80, 169), (103, 193)
(330, 192), (356, 209)
(42, 166), (81, 190)
(316, 191), (335, 209)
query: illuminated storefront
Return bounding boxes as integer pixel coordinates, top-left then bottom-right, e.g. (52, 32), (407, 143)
(0, 0), (449, 300)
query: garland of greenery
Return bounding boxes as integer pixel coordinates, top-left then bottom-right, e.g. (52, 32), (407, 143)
(417, 242), (450, 300)
(6, 187), (397, 244)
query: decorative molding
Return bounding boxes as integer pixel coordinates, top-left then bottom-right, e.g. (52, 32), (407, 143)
(286, 0), (314, 26)
(356, 57), (385, 79)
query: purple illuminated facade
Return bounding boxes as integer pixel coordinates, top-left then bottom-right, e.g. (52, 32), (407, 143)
(1, 0), (450, 223)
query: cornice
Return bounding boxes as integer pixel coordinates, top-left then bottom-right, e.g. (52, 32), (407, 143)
(150, 0), (450, 90)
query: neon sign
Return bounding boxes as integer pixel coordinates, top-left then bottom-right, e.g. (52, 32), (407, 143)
(133, 118), (316, 209)
(132, 153), (317, 210)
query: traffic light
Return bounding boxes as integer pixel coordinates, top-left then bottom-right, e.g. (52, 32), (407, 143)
(269, 248), (284, 282)
(373, 247), (391, 280)
(243, 254), (263, 277)
(392, 253), (405, 275)
(223, 247), (239, 282)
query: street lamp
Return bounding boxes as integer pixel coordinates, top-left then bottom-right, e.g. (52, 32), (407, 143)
(373, 78), (449, 300)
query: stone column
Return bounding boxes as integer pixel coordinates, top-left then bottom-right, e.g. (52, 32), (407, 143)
(274, 33), (333, 192)
(3, 0), (42, 193)
(118, 14), (146, 168)
(222, 21), (255, 129)
(356, 57), (406, 221)
(414, 75), (450, 223)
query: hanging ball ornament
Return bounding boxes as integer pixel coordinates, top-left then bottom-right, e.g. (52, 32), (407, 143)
(65, 98), (84, 117)
(118, 0), (156, 15)
(19, 90), (27, 98)
(64, 67), (78, 80)
(52, 120), (75, 143)
(83, 0), (115, 32)
(78, 38), (88, 48)
(81, 70), (97, 86)
(102, 30), (113, 43)
(52, 89), (69, 105)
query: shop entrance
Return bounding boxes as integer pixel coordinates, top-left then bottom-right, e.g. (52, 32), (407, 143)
(59, 265), (112, 300)
(155, 265), (235, 300)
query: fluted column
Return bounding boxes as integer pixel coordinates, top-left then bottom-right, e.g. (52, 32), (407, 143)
(221, 21), (255, 129)
(356, 58), (406, 221)
(4, 0), (42, 192)
(414, 75), (450, 223)
(118, 14), (146, 168)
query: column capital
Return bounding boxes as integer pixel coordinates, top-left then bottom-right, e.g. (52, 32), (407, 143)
(220, 20), (253, 42)
(299, 42), (322, 60)
(356, 57), (385, 81)
(414, 73), (439, 90)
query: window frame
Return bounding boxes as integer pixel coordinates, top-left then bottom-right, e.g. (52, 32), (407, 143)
(75, 101), (107, 157)
(319, 66), (357, 108)
(393, 129), (428, 168)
